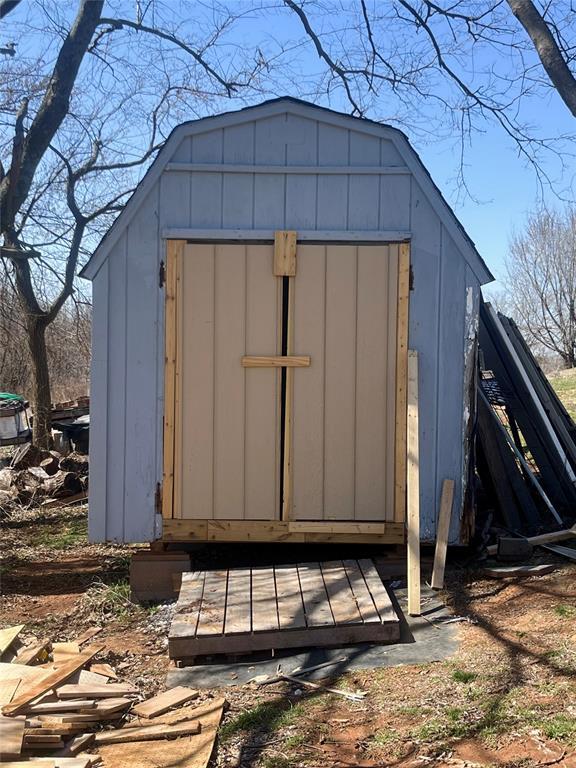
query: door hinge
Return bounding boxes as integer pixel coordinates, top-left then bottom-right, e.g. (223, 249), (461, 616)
(409, 264), (414, 291)
(155, 482), (162, 514)
(159, 260), (165, 288)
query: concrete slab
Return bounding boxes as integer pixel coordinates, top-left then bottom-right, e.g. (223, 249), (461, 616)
(166, 586), (459, 689)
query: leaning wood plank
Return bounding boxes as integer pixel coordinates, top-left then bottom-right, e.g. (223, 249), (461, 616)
(274, 230), (297, 276)
(406, 349), (421, 616)
(0, 714), (25, 757)
(241, 355), (310, 368)
(97, 697), (225, 768)
(486, 526), (576, 555)
(2, 645), (104, 716)
(56, 683), (137, 700)
(0, 626), (25, 658)
(131, 687), (199, 719)
(93, 719), (201, 745)
(431, 479), (455, 590)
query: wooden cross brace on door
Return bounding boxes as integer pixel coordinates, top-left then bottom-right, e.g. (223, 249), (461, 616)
(240, 231), (310, 520)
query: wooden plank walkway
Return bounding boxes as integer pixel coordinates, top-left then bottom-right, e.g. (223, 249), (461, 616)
(169, 559), (400, 660)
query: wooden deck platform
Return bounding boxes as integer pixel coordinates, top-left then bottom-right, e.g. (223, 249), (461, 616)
(169, 559), (400, 661)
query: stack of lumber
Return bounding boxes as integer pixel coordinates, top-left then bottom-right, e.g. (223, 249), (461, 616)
(0, 624), (225, 768)
(478, 301), (576, 541)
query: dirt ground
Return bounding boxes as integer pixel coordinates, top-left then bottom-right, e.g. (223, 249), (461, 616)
(2, 503), (576, 768)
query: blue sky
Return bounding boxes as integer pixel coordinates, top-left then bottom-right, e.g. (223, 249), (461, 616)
(3, 0), (575, 291)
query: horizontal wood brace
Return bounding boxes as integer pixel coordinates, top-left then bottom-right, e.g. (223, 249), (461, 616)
(241, 355), (311, 368)
(162, 229), (412, 243)
(165, 163), (411, 175)
(287, 522), (388, 534)
(162, 519), (405, 544)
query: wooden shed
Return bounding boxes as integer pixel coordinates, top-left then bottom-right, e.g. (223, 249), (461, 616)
(81, 97), (493, 548)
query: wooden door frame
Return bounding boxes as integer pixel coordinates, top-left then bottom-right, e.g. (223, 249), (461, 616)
(161, 238), (410, 543)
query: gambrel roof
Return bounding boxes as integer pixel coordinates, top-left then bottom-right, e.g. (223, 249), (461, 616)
(81, 97), (493, 283)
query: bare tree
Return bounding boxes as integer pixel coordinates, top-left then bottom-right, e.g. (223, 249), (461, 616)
(278, 0), (575, 191)
(505, 207), (576, 368)
(0, 1), (265, 446)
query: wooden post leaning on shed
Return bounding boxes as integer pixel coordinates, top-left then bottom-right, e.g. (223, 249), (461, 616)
(406, 349), (421, 616)
(431, 478), (455, 590)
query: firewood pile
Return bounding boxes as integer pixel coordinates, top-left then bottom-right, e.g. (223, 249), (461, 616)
(0, 445), (89, 516)
(0, 624), (225, 767)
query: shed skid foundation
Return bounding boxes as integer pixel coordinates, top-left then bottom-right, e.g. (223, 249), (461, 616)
(161, 519), (405, 543)
(130, 551), (191, 602)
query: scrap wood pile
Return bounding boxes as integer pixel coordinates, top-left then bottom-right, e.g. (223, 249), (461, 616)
(0, 624), (225, 768)
(477, 300), (576, 551)
(0, 446), (88, 516)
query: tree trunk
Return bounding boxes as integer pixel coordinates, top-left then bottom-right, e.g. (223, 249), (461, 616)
(27, 319), (53, 448)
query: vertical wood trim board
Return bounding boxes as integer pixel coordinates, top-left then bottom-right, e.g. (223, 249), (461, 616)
(407, 349), (421, 616)
(431, 478), (455, 590)
(162, 240), (184, 520)
(395, 243), (410, 522)
(282, 276), (295, 520)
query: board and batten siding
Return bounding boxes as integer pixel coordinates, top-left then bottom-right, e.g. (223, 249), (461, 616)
(88, 109), (485, 544)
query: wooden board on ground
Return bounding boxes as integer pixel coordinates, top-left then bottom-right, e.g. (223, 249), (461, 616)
(483, 564), (556, 578)
(0, 714), (25, 758)
(131, 686), (198, 719)
(98, 697), (225, 768)
(0, 625), (25, 658)
(169, 560), (399, 660)
(2, 645), (104, 716)
(93, 718), (201, 745)
(0, 760), (91, 768)
(56, 683), (137, 699)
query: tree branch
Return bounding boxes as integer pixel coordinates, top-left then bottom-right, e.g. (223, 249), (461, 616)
(98, 16), (241, 96)
(507, 0), (576, 116)
(0, 0), (104, 236)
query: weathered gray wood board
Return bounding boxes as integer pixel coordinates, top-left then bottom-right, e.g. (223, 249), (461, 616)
(169, 559), (400, 659)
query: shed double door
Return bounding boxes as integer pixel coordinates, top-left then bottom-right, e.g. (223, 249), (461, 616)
(165, 241), (402, 523)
